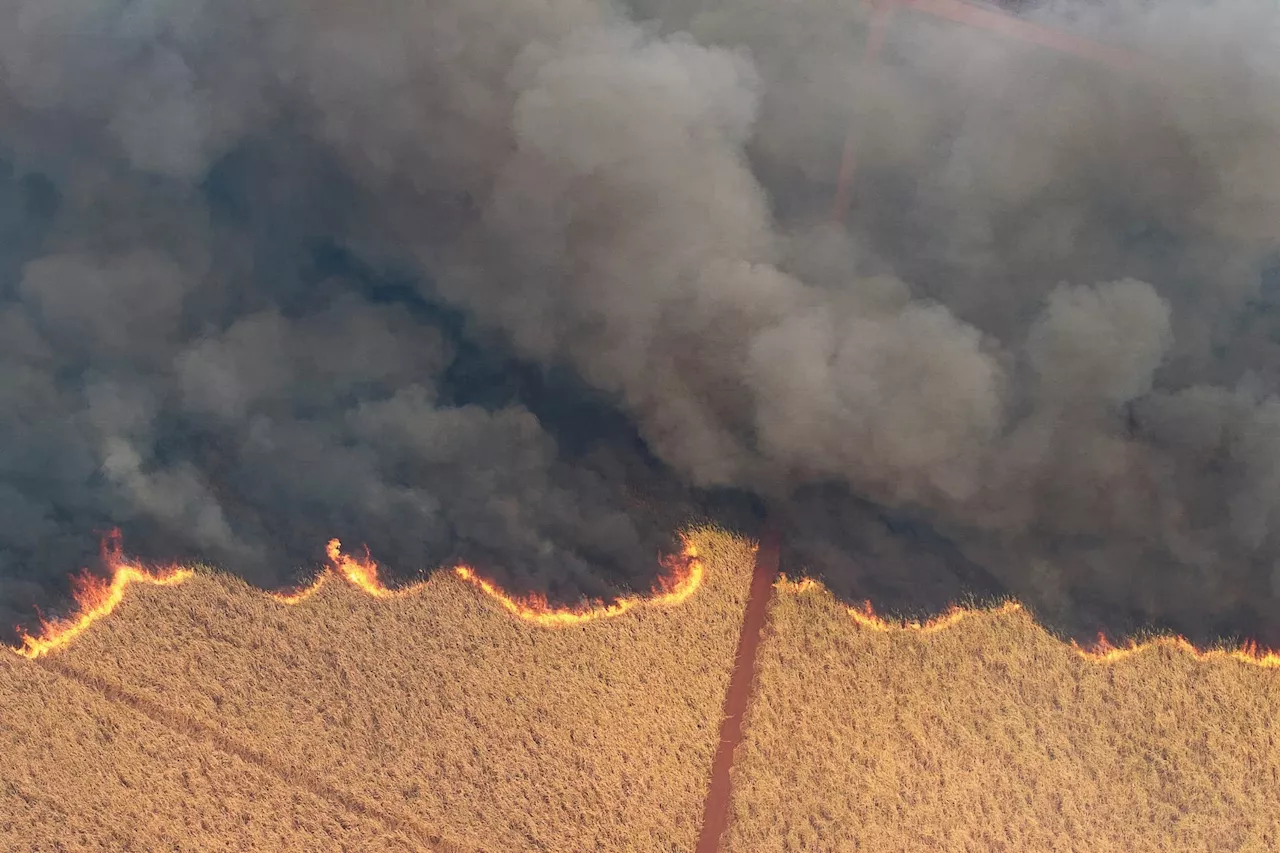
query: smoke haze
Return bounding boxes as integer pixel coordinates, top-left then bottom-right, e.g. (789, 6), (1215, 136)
(2, 0), (1280, 645)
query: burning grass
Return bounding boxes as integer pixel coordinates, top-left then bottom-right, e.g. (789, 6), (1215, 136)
(726, 581), (1280, 852)
(0, 526), (755, 852)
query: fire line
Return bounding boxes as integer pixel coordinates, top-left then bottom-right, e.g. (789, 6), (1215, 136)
(12, 531), (194, 660)
(10, 531), (706, 659)
(777, 578), (1280, 669)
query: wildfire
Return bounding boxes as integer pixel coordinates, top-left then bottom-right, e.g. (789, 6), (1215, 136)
(1071, 633), (1280, 669)
(849, 598), (1024, 634)
(275, 538), (706, 625)
(453, 542), (705, 627)
(11, 534), (707, 657)
(777, 577), (1280, 669)
(269, 539), (429, 604)
(12, 531), (195, 659)
(275, 539), (705, 626)
(774, 577), (819, 594)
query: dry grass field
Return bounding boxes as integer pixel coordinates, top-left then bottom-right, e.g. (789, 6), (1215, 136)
(0, 527), (756, 853)
(8, 525), (1278, 853)
(0, 650), (422, 852)
(726, 582), (1280, 853)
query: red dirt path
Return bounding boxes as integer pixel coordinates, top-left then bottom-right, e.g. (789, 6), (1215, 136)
(694, 527), (780, 853)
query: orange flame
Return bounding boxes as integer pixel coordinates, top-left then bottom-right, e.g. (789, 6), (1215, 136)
(12, 534), (707, 657)
(849, 598), (1024, 634)
(269, 539), (428, 604)
(1071, 632), (1280, 669)
(12, 531), (194, 659)
(275, 539), (705, 626)
(774, 577), (819, 594)
(453, 542), (705, 627)
(777, 578), (1280, 669)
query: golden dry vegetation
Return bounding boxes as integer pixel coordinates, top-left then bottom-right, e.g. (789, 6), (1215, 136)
(726, 583), (1280, 853)
(0, 650), (422, 852)
(0, 527), (757, 853)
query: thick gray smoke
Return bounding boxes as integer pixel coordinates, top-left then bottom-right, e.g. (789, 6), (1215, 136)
(2, 0), (1280, 645)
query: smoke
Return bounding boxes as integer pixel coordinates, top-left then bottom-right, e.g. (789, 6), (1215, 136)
(2, 0), (1280, 646)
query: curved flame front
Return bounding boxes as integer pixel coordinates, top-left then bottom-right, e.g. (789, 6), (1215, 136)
(269, 539), (430, 604)
(777, 576), (1280, 669)
(14, 531), (194, 659)
(274, 538), (704, 626)
(848, 598), (1024, 634)
(11, 534), (707, 657)
(454, 544), (704, 627)
(1071, 632), (1280, 668)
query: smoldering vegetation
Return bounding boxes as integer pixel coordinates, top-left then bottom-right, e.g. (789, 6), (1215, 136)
(2, 0), (1280, 646)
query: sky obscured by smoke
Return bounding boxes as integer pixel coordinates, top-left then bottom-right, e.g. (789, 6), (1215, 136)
(3, 0), (1280, 645)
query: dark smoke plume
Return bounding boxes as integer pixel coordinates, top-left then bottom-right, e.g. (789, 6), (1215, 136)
(2, 0), (1280, 647)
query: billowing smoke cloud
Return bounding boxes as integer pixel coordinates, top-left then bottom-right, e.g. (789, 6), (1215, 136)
(2, 0), (1280, 646)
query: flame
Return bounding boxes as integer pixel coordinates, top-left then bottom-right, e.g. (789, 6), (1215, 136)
(453, 542), (705, 627)
(848, 598), (1024, 634)
(13, 531), (195, 659)
(269, 539), (428, 603)
(1071, 632), (1280, 669)
(774, 577), (819, 594)
(777, 578), (1280, 669)
(11, 534), (707, 657)
(276, 538), (705, 626)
